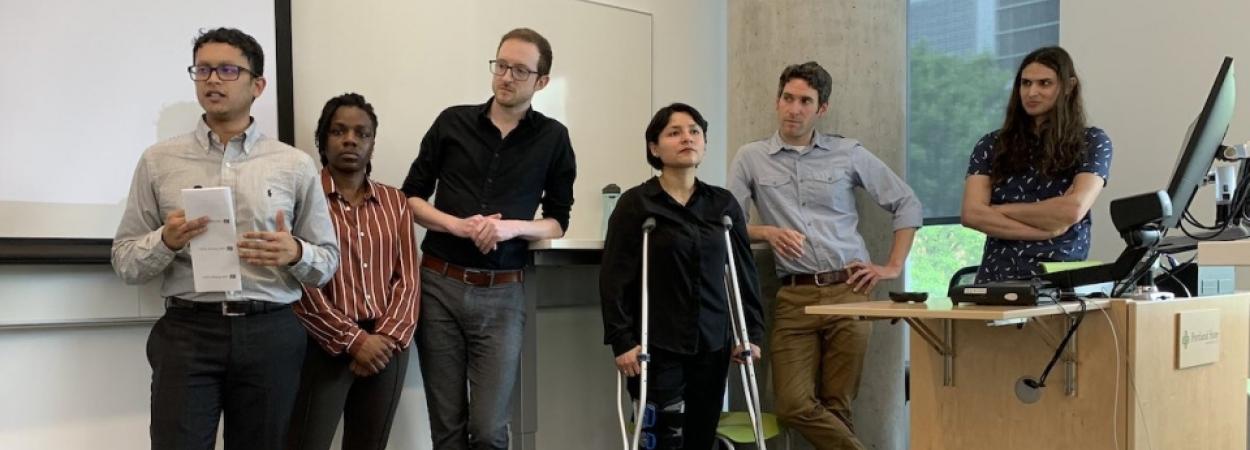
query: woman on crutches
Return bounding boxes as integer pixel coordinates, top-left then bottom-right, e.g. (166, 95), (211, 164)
(601, 103), (767, 450)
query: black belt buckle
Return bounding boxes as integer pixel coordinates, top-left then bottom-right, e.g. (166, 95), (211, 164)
(221, 301), (248, 317)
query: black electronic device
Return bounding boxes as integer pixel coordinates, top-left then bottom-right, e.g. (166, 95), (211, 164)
(888, 291), (928, 303)
(1162, 56), (1237, 229)
(948, 279), (1058, 306)
(1042, 57), (1236, 295)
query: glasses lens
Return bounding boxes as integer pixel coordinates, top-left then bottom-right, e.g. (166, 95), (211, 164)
(218, 65), (241, 81)
(512, 66), (532, 80)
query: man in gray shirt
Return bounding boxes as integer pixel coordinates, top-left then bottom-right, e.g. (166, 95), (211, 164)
(728, 61), (922, 450)
(111, 28), (338, 450)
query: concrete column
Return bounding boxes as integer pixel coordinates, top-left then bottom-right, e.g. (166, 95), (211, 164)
(729, 1), (908, 449)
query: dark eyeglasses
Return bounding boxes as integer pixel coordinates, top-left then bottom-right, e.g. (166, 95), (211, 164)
(187, 64), (258, 81)
(488, 60), (542, 81)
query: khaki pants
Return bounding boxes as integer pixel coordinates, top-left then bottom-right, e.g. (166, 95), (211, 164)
(771, 283), (871, 450)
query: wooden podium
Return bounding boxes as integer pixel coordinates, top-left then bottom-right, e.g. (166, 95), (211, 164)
(807, 294), (1249, 449)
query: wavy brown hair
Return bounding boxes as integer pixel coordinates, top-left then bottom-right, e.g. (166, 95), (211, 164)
(992, 46), (1087, 181)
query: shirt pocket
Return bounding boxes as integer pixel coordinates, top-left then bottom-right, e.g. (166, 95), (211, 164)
(238, 167), (299, 232)
(800, 171), (854, 214)
(757, 175), (796, 207)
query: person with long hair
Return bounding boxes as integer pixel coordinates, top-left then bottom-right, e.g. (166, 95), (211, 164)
(601, 103), (765, 449)
(961, 46), (1114, 283)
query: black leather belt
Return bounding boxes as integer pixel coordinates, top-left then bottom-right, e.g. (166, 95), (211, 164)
(165, 297), (290, 317)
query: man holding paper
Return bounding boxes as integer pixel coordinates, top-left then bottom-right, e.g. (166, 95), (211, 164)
(111, 28), (338, 450)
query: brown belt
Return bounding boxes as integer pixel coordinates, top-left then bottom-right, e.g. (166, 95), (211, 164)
(421, 254), (523, 287)
(781, 269), (852, 287)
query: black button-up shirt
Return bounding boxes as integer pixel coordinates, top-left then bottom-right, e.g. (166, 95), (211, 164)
(600, 177), (765, 356)
(402, 98), (577, 270)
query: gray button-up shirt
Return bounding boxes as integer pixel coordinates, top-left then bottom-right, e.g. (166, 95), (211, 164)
(729, 131), (923, 277)
(111, 118), (339, 304)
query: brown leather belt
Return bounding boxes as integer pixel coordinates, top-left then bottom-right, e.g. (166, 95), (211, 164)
(421, 254), (523, 287)
(781, 269), (852, 287)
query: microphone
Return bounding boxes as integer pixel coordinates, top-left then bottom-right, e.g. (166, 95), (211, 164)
(1015, 377), (1043, 404)
(642, 217), (656, 233)
(721, 215), (733, 229)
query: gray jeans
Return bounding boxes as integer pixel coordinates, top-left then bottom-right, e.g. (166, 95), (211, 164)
(417, 267), (526, 450)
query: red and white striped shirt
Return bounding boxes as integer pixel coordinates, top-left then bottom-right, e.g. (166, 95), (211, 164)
(294, 169), (420, 356)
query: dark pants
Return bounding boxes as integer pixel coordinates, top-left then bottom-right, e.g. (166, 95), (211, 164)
(626, 346), (732, 450)
(286, 331), (410, 450)
(147, 304), (307, 450)
(417, 267), (526, 450)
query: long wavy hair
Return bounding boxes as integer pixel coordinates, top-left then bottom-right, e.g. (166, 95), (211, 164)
(992, 46), (1087, 181)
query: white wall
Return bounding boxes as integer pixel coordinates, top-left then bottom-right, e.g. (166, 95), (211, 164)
(588, 0), (730, 185)
(0, 1), (727, 449)
(1062, 0), (1250, 268)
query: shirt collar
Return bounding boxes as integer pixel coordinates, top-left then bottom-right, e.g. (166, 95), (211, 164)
(477, 96), (538, 127)
(194, 116), (262, 154)
(320, 167), (379, 203)
(641, 176), (714, 199)
(765, 130), (836, 155)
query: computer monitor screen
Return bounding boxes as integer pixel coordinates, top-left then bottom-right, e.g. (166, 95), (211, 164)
(1162, 57), (1236, 228)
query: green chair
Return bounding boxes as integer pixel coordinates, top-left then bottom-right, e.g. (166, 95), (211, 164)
(715, 411), (790, 449)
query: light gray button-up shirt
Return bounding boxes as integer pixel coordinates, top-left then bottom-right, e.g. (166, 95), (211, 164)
(111, 118), (339, 303)
(729, 131), (923, 277)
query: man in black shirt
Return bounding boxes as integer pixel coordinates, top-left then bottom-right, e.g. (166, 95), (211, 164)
(401, 27), (576, 450)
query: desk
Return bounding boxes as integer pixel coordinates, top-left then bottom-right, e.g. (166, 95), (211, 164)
(808, 295), (1249, 449)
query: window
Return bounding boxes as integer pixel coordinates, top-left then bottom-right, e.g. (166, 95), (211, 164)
(904, 0), (1059, 294)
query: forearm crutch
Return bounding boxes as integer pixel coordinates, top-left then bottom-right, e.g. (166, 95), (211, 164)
(617, 217), (656, 449)
(721, 215), (767, 449)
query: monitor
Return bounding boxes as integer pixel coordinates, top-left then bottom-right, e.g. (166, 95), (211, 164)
(1162, 57), (1237, 228)
(1043, 56), (1236, 295)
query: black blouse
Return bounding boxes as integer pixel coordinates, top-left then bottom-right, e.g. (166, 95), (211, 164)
(600, 177), (765, 356)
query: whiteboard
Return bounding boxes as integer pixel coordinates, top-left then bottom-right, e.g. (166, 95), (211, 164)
(291, 0), (654, 240)
(0, 0), (283, 240)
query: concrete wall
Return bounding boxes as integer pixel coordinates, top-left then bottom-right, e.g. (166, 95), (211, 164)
(729, 1), (909, 448)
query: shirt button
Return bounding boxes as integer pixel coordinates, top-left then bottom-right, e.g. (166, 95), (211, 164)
(345, 206), (352, 211)
(358, 232), (365, 237)
(364, 294), (372, 300)
(363, 263), (369, 268)
(225, 162), (232, 168)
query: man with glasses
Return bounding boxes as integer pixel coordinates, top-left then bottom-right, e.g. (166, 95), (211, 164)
(401, 27), (576, 449)
(112, 27), (338, 450)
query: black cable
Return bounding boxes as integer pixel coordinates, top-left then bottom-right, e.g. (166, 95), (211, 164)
(1159, 256), (1195, 298)
(1181, 162), (1250, 240)
(1112, 262), (1154, 298)
(1028, 297), (1087, 388)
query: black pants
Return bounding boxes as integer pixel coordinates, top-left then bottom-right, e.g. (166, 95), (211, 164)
(626, 346), (731, 450)
(286, 333), (411, 450)
(147, 305), (307, 450)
